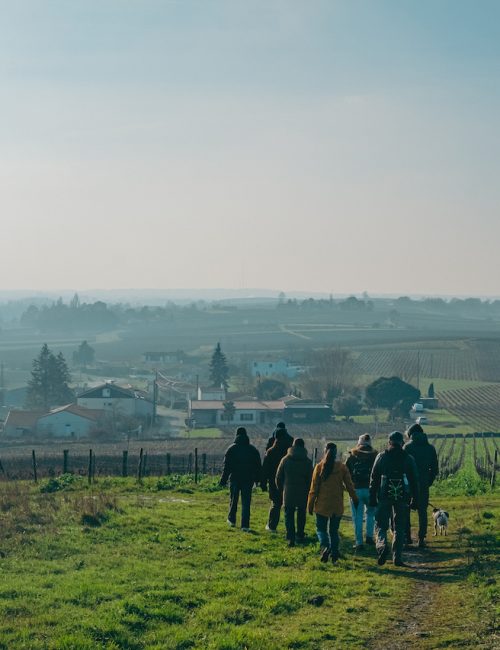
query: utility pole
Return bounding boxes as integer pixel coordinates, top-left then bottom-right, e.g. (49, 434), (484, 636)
(152, 369), (158, 427)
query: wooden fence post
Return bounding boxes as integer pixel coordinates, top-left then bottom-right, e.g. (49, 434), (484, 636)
(188, 453), (193, 474)
(202, 453), (207, 475)
(63, 449), (69, 474)
(88, 449), (93, 485)
(166, 453), (171, 475)
(194, 448), (199, 484)
(92, 451), (96, 482)
(492, 450), (498, 488)
(313, 448), (318, 467)
(143, 452), (148, 477)
(122, 450), (128, 478)
(32, 450), (38, 484)
(137, 448), (144, 482)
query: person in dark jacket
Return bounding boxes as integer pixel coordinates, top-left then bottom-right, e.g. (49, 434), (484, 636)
(266, 421), (293, 451)
(369, 431), (419, 567)
(219, 427), (262, 531)
(276, 438), (313, 546)
(346, 433), (378, 549)
(261, 429), (293, 532)
(404, 423), (439, 548)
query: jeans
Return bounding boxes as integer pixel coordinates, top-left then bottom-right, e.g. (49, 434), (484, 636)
(350, 487), (376, 545)
(284, 506), (306, 542)
(375, 499), (409, 563)
(407, 485), (429, 542)
(228, 481), (253, 529)
(315, 514), (342, 555)
(267, 486), (282, 531)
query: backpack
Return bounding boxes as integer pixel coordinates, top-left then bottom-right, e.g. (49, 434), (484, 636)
(380, 454), (409, 502)
(351, 455), (373, 486)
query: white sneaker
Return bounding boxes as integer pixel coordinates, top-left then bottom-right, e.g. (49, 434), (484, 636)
(265, 524), (277, 533)
(227, 519), (235, 527)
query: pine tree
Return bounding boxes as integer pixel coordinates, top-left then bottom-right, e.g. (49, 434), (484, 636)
(209, 342), (229, 390)
(26, 344), (74, 410)
(73, 340), (95, 367)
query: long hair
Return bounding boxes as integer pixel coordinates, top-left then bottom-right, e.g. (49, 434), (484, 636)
(320, 442), (337, 481)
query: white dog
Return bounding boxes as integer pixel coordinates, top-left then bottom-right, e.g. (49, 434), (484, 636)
(432, 508), (449, 536)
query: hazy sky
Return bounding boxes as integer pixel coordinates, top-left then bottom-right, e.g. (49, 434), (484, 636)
(1, 1), (499, 297)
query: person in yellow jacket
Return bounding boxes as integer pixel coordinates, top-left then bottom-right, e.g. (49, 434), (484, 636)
(307, 442), (359, 563)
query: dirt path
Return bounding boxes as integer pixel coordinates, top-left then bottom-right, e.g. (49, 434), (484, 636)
(367, 543), (458, 649)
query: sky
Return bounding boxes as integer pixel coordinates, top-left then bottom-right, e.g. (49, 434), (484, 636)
(1, 1), (500, 297)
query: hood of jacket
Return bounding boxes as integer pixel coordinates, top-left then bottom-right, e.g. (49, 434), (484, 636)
(409, 430), (429, 446)
(234, 432), (250, 445)
(286, 445), (308, 461)
(350, 445), (377, 458)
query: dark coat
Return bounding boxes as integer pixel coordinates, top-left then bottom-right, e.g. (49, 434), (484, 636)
(220, 432), (262, 486)
(261, 438), (291, 498)
(404, 430), (438, 488)
(345, 445), (378, 489)
(276, 446), (313, 509)
(369, 446), (419, 505)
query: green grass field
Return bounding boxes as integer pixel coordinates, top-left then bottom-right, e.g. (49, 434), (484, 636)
(0, 473), (497, 649)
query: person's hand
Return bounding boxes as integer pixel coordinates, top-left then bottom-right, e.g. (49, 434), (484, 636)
(410, 498), (418, 511)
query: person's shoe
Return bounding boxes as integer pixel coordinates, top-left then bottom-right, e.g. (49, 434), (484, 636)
(377, 545), (388, 566)
(296, 535), (305, 544)
(227, 519), (235, 527)
(241, 527), (250, 532)
(353, 543), (364, 551)
(320, 547), (330, 563)
(365, 536), (375, 546)
(331, 552), (340, 563)
(393, 558), (407, 567)
(418, 539), (426, 549)
(265, 524), (277, 533)
(288, 539), (296, 548)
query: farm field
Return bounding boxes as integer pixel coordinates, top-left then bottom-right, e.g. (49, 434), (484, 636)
(440, 383), (500, 432)
(0, 475), (497, 649)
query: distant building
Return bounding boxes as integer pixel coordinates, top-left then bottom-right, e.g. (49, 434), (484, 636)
(197, 386), (227, 401)
(3, 404), (104, 439)
(3, 409), (44, 437)
(36, 404), (104, 438)
(189, 399), (286, 427)
(77, 382), (154, 419)
(283, 403), (333, 424)
(251, 359), (302, 379)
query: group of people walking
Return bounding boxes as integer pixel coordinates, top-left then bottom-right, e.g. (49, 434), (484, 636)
(219, 421), (438, 567)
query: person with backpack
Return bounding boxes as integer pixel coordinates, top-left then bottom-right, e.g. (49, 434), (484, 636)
(346, 433), (378, 550)
(266, 421), (293, 451)
(404, 423), (439, 548)
(276, 438), (313, 547)
(369, 431), (419, 567)
(261, 428), (293, 532)
(219, 427), (262, 531)
(307, 442), (359, 563)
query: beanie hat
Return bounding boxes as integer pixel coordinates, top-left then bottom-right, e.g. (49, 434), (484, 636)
(407, 423), (424, 438)
(293, 438), (305, 448)
(236, 426), (247, 437)
(276, 422), (286, 430)
(358, 433), (371, 446)
(388, 431), (404, 446)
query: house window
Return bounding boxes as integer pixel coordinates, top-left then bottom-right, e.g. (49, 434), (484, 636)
(240, 413), (254, 421)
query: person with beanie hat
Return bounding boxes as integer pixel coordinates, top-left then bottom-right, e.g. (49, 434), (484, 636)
(261, 428), (293, 532)
(266, 421), (293, 451)
(346, 433), (378, 549)
(219, 427), (262, 531)
(404, 422), (438, 548)
(369, 431), (419, 567)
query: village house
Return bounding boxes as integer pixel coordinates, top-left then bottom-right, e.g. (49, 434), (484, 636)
(3, 404), (104, 439)
(76, 382), (154, 420)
